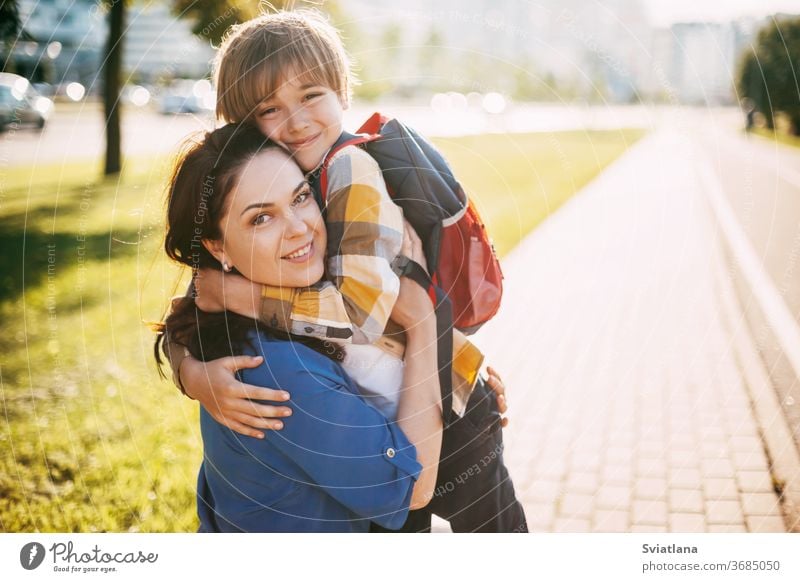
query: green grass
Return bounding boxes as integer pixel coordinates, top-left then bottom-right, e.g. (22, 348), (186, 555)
(432, 129), (646, 257)
(0, 128), (645, 532)
(750, 127), (800, 150)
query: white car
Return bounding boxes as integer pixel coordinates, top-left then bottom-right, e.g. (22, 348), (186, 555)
(0, 73), (54, 131)
(159, 80), (215, 115)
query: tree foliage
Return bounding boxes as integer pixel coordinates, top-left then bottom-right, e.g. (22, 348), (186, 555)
(737, 16), (800, 134)
(0, 0), (21, 42)
(171, 0), (295, 45)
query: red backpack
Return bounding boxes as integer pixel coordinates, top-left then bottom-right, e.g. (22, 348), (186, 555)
(317, 113), (503, 334)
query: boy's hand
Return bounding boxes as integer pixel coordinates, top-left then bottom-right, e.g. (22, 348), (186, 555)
(180, 355), (292, 438)
(391, 220), (434, 331)
(400, 218), (428, 273)
(485, 366), (509, 428)
(194, 268), (260, 318)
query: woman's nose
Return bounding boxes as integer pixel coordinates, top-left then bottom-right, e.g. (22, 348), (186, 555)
(284, 212), (310, 236)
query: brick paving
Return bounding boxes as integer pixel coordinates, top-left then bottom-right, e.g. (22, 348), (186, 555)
(462, 130), (790, 533)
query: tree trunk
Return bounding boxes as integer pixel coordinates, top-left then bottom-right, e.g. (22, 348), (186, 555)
(763, 105), (774, 130)
(103, 1), (124, 176)
(791, 115), (800, 136)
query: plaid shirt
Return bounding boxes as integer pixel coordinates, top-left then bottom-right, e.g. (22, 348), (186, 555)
(259, 145), (404, 344)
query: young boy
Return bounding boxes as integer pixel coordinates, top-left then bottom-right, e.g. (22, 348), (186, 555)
(168, 10), (526, 533)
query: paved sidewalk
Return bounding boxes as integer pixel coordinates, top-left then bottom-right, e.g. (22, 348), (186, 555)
(468, 130), (790, 533)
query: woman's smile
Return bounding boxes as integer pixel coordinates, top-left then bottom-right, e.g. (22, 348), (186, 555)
(282, 241), (315, 262)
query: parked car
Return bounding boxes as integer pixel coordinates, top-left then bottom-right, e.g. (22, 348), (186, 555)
(0, 73), (53, 131)
(158, 79), (214, 115)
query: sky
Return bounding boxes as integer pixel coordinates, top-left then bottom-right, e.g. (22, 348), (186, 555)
(643, 0), (800, 26)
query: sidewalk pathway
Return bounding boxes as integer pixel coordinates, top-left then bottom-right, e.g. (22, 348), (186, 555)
(469, 130), (789, 533)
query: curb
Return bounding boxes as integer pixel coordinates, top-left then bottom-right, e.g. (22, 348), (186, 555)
(697, 155), (800, 532)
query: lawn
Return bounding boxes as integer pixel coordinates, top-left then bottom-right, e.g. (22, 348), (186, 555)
(749, 127), (800, 150)
(0, 128), (645, 532)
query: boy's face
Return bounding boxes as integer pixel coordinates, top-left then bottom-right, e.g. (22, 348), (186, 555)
(253, 71), (346, 173)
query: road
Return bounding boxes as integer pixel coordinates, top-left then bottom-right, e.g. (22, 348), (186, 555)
(1, 101), (655, 167)
(471, 129), (792, 531)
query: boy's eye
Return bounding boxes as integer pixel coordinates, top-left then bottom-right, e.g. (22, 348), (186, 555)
(258, 106), (278, 117)
(303, 92), (323, 102)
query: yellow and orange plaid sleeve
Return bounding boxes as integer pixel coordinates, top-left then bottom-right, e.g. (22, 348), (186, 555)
(260, 145), (403, 344)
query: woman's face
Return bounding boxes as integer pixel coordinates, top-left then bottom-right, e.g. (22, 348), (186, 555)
(207, 149), (326, 288)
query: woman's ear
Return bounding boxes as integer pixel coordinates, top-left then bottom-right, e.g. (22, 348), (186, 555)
(202, 238), (228, 268)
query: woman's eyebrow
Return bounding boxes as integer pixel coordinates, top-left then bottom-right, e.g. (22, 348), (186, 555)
(241, 201), (274, 216)
(240, 181), (308, 216)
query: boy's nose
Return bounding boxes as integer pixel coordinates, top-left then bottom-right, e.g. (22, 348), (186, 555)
(286, 109), (310, 133)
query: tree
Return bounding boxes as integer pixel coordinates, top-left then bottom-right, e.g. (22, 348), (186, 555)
(0, 0), (21, 43)
(418, 26), (448, 92)
(103, 0), (125, 175)
(172, 0), (297, 45)
(172, 0), (247, 45)
(737, 16), (800, 134)
(737, 47), (772, 128)
(100, 0), (336, 175)
(1, 0), (35, 74)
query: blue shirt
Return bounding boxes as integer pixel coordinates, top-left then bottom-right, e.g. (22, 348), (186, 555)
(196, 330), (422, 532)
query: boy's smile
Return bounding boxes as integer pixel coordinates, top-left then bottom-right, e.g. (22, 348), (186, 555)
(253, 71), (346, 173)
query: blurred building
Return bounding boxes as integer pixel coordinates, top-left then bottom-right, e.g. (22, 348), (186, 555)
(13, 0), (215, 90)
(123, 3), (215, 82)
(649, 20), (754, 105)
(339, 0), (653, 102)
(16, 0), (106, 88)
(338, 0), (785, 106)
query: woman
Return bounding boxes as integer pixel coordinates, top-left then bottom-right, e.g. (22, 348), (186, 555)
(155, 123), (442, 532)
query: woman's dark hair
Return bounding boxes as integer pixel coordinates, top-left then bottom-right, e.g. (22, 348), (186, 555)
(163, 123), (268, 272)
(154, 123), (342, 376)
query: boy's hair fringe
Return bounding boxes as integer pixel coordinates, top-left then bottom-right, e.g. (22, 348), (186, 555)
(214, 8), (357, 123)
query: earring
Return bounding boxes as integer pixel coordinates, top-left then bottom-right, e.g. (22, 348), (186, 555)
(222, 261), (231, 272)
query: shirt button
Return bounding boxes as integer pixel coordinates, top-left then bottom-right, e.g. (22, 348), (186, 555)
(385, 447), (396, 458)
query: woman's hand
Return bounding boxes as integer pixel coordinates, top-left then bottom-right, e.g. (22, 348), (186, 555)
(194, 268), (260, 319)
(390, 220), (434, 332)
(180, 355), (292, 438)
(485, 366), (510, 428)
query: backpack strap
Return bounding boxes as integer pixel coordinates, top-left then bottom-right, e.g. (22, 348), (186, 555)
(356, 112), (390, 134)
(317, 130), (382, 206)
(315, 113), (389, 204)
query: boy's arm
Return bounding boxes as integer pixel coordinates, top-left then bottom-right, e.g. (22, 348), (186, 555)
(260, 146), (404, 344)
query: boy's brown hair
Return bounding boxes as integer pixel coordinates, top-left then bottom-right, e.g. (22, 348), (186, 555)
(214, 9), (355, 123)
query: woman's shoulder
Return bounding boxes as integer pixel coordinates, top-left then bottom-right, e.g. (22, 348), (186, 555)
(238, 330), (351, 393)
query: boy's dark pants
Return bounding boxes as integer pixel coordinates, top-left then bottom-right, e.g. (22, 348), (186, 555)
(371, 378), (528, 533)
